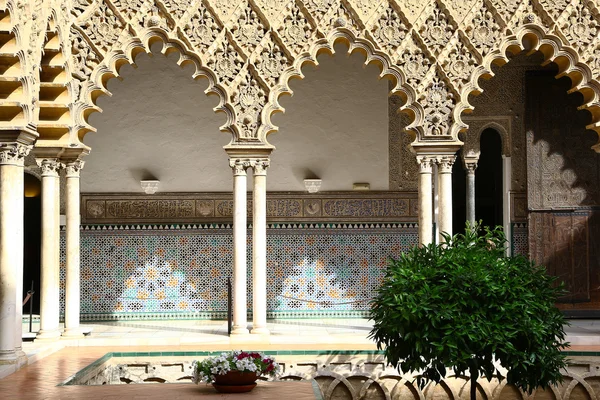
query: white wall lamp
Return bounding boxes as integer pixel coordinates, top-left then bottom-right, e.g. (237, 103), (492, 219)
(141, 180), (160, 194)
(304, 179), (322, 193)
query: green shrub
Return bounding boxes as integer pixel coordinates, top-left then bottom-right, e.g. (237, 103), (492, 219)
(369, 224), (568, 400)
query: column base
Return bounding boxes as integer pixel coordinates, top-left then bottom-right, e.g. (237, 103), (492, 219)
(250, 327), (270, 335)
(0, 350), (18, 365)
(35, 329), (61, 342)
(61, 328), (84, 339)
(230, 327), (250, 335)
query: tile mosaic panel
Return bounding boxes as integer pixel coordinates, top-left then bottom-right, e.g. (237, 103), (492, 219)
(59, 224), (418, 320)
(511, 223), (529, 257)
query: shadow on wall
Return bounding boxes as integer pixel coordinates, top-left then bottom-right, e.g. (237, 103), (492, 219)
(524, 65), (600, 313)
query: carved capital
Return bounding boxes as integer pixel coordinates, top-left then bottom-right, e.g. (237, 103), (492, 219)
(435, 156), (456, 173)
(250, 158), (270, 176)
(36, 158), (62, 177)
(416, 156), (434, 174)
(464, 160), (478, 174)
(229, 158), (249, 176)
(65, 160), (85, 177)
(0, 143), (32, 166)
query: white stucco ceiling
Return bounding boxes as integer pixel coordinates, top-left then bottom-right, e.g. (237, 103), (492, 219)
(82, 43), (389, 193)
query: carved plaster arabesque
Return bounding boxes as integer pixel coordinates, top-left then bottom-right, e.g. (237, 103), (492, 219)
(5, 0), (600, 155)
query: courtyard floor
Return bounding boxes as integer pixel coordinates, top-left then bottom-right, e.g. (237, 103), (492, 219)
(1, 318), (600, 399)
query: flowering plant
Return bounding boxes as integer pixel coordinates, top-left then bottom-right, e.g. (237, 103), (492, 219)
(191, 350), (280, 384)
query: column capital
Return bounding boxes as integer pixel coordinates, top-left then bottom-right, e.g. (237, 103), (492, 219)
(250, 158), (270, 176)
(435, 155), (456, 173)
(229, 158), (250, 176)
(416, 156), (434, 174)
(64, 160), (85, 178)
(36, 158), (63, 177)
(464, 159), (478, 174)
(0, 143), (32, 166)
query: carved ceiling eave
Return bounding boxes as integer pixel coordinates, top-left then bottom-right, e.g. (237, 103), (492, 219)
(4, 0), (600, 154)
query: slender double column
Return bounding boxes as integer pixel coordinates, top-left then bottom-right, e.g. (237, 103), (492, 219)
(464, 160), (478, 227)
(417, 156), (434, 246)
(436, 156), (456, 242)
(0, 143), (31, 364)
(251, 159), (269, 335)
(62, 160), (84, 338)
(230, 159), (249, 335)
(36, 158), (62, 341)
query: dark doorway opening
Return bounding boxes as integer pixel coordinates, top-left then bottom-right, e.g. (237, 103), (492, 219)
(452, 150), (466, 235)
(23, 172), (41, 315)
(475, 129), (503, 230)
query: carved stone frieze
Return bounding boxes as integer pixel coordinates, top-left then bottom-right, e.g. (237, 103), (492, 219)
(417, 3), (456, 57)
(10, 0), (600, 153)
(79, 1), (125, 55)
(254, 34), (291, 87)
(559, 0), (598, 54)
(370, 3), (409, 57)
(183, 2), (220, 55)
(81, 192), (419, 223)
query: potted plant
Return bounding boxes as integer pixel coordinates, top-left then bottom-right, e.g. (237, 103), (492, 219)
(369, 224), (568, 400)
(192, 350), (280, 393)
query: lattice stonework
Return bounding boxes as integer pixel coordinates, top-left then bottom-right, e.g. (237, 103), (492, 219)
(59, 225), (418, 320)
(10, 0), (600, 153)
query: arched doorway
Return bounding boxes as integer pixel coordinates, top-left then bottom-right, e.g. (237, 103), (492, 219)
(475, 129), (503, 230)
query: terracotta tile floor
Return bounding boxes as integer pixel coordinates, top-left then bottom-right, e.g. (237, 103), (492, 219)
(0, 346), (318, 400)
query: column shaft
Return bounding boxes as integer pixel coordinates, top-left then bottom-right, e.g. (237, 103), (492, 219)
(63, 161), (84, 338)
(0, 163), (21, 361)
(251, 160), (269, 335)
(231, 160), (249, 335)
(465, 163), (477, 227)
(437, 156), (456, 242)
(417, 157), (433, 246)
(36, 159), (61, 341)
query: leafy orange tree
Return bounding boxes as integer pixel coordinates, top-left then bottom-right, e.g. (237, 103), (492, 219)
(369, 225), (568, 400)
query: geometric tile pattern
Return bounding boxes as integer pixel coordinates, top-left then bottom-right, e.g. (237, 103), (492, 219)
(511, 223), (529, 257)
(59, 224), (418, 320)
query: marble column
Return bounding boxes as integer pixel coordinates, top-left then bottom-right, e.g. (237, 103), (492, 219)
(465, 160), (478, 227)
(0, 143), (30, 364)
(62, 160), (84, 338)
(36, 158), (62, 341)
(251, 159), (269, 335)
(417, 156), (434, 246)
(437, 156), (456, 243)
(230, 159), (249, 335)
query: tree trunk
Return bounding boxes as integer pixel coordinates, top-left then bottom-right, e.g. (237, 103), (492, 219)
(470, 367), (478, 400)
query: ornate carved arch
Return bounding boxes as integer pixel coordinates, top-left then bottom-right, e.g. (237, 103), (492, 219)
(72, 26), (234, 145)
(459, 23), (600, 153)
(461, 117), (511, 160)
(260, 26), (421, 146)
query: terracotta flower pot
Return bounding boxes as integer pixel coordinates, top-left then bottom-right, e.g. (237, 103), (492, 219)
(212, 370), (260, 393)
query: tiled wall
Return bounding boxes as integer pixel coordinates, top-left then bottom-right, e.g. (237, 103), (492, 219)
(511, 223), (529, 257)
(59, 224), (418, 320)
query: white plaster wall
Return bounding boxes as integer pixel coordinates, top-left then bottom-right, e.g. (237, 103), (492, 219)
(82, 44), (389, 192)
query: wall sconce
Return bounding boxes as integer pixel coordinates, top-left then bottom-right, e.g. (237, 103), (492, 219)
(304, 179), (322, 193)
(141, 180), (160, 194)
(353, 183), (370, 191)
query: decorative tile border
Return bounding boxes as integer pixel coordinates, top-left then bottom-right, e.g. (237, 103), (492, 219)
(81, 192), (419, 224)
